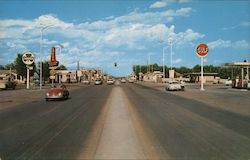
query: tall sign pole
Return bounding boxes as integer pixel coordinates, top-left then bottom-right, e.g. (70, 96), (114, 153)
(195, 43), (209, 91)
(22, 51), (35, 89)
(49, 47), (59, 87)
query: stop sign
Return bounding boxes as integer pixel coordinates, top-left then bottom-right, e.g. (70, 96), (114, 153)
(196, 43), (209, 57)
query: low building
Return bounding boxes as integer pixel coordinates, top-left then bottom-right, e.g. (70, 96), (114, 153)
(143, 71), (163, 83)
(56, 69), (103, 83)
(0, 69), (24, 83)
(183, 72), (218, 83)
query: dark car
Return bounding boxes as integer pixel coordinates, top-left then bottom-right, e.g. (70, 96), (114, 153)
(45, 85), (69, 101)
(0, 76), (16, 90)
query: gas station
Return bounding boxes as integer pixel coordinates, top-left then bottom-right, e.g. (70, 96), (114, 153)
(226, 61), (250, 89)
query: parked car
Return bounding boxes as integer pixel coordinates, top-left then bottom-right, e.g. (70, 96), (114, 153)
(45, 85), (69, 101)
(82, 80), (90, 84)
(107, 79), (115, 85)
(165, 81), (183, 91)
(0, 76), (16, 90)
(128, 79), (135, 83)
(95, 78), (103, 85)
(225, 79), (232, 86)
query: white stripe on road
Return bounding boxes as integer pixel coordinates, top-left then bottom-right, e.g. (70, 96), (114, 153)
(95, 86), (145, 159)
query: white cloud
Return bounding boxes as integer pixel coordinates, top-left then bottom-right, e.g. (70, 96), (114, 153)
(173, 58), (182, 63)
(1, 10), (204, 73)
(208, 39), (250, 50)
(233, 40), (250, 49)
(208, 39), (231, 49)
(221, 21), (250, 30)
(239, 21), (250, 27)
(35, 14), (73, 29)
(150, 0), (191, 9)
(150, 1), (167, 8)
(78, 8), (193, 30)
(0, 19), (33, 27)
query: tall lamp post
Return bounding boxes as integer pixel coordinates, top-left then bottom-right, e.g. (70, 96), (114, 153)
(168, 37), (174, 79)
(53, 44), (64, 84)
(39, 25), (52, 90)
(162, 46), (168, 79)
(168, 37), (173, 70)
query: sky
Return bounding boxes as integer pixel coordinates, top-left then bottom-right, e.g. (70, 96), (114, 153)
(0, 0), (249, 76)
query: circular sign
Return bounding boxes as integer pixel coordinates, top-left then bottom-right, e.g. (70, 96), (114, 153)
(50, 69), (56, 76)
(22, 51), (35, 65)
(196, 43), (209, 57)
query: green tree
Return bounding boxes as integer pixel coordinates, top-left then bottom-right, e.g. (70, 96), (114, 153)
(192, 65), (201, 72)
(176, 66), (192, 74)
(58, 64), (67, 70)
(4, 63), (15, 70)
(0, 65), (5, 70)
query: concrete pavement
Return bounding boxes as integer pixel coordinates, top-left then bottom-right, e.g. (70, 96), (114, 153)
(95, 86), (145, 159)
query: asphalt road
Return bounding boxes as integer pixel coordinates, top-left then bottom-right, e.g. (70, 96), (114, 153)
(123, 83), (250, 160)
(0, 84), (113, 160)
(0, 83), (249, 160)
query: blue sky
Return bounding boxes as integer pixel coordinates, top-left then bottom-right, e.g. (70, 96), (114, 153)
(0, 0), (249, 76)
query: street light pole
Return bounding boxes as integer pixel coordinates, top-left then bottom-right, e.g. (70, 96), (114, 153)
(162, 47), (166, 79)
(169, 39), (173, 70)
(39, 25), (52, 90)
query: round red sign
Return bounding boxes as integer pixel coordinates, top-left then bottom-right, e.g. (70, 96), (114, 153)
(196, 43), (209, 57)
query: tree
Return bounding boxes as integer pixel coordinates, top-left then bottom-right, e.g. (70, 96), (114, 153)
(176, 66), (192, 74)
(192, 65), (201, 72)
(0, 65), (5, 70)
(58, 64), (67, 70)
(36, 61), (50, 81)
(4, 63), (15, 70)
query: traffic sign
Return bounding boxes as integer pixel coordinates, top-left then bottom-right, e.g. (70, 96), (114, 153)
(50, 47), (59, 67)
(50, 69), (56, 76)
(49, 66), (58, 70)
(196, 43), (209, 57)
(50, 76), (56, 80)
(22, 51), (35, 65)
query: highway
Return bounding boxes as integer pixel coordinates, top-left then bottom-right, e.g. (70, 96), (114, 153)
(0, 83), (249, 160)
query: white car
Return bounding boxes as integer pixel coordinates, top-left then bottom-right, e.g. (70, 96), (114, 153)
(95, 79), (102, 85)
(121, 79), (126, 83)
(107, 79), (115, 85)
(82, 80), (90, 84)
(225, 79), (232, 86)
(165, 81), (183, 91)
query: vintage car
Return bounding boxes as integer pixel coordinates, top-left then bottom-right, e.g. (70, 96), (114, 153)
(95, 78), (103, 85)
(107, 79), (115, 85)
(45, 85), (69, 101)
(0, 76), (16, 90)
(121, 79), (126, 83)
(165, 81), (184, 91)
(82, 80), (90, 84)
